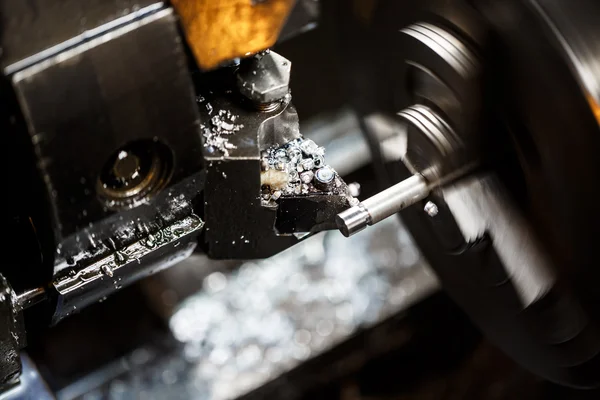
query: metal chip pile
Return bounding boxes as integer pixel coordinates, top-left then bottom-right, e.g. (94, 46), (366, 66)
(260, 138), (357, 206)
(167, 219), (436, 400)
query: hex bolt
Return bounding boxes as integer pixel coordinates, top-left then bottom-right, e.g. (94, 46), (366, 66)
(236, 51), (291, 109)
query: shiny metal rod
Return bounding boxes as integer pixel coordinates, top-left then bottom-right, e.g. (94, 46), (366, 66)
(336, 174), (435, 237)
(17, 287), (46, 309)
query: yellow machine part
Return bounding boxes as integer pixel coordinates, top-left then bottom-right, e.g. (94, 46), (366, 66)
(588, 94), (600, 125)
(171, 0), (296, 70)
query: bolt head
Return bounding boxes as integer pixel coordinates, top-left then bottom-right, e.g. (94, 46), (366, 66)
(236, 51), (291, 104)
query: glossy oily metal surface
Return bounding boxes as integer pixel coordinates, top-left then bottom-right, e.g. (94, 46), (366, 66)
(6, 5), (209, 330)
(401, 22), (477, 80)
(0, 1), (161, 73)
(337, 174), (431, 237)
(51, 215), (204, 324)
(398, 104), (465, 177)
(397, 17), (482, 139)
(11, 7), (203, 243)
(0, 276), (22, 387)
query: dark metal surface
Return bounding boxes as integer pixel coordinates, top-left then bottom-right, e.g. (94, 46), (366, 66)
(277, 0), (320, 42)
(398, 104), (465, 178)
(0, 1), (161, 73)
(16, 288), (47, 310)
(0, 275), (24, 387)
(12, 7), (202, 248)
(200, 69), (353, 258)
(12, 9), (201, 284)
(369, 0), (600, 388)
(276, 194), (349, 235)
(4, 6), (210, 327)
(51, 214), (203, 324)
(44, 168), (204, 312)
(526, 0), (600, 110)
(474, 0), (600, 296)
(398, 20), (482, 171)
(200, 90), (299, 259)
(472, 0), (600, 387)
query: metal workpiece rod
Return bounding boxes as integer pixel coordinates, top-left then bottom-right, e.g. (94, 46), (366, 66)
(336, 174), (434, 237)
(17, 287), (46, 309)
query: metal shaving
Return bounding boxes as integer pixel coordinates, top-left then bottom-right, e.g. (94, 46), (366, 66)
(167, 221), (436, 400)
(260, 138), (357, 206)
(198, 99), (244, 156)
